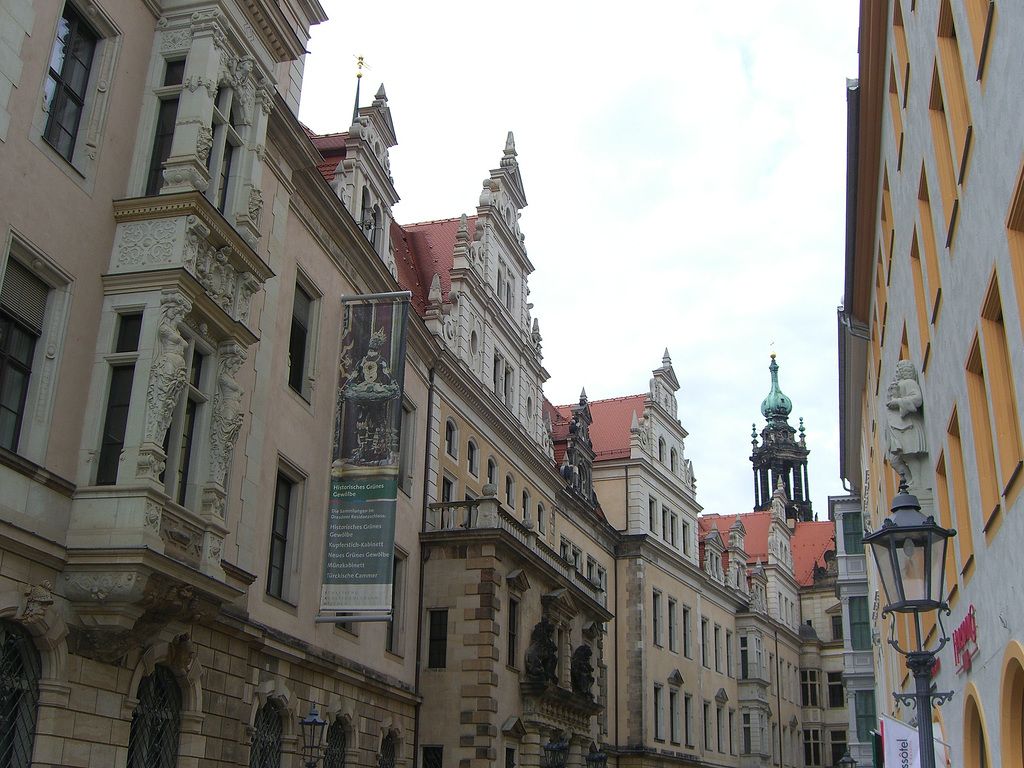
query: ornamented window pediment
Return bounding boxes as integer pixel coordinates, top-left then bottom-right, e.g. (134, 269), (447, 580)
(668, 669), (684, 686)
(507, 569), (531, 593)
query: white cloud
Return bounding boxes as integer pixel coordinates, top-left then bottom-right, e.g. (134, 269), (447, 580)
(299, 0), (860, 519)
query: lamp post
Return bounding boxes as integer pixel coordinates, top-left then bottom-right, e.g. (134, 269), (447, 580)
(584, 744), (607, 768)
(862, 484), (956, 768)
(836, 750), (857, 768)
(298, 703), (328, 768)
(543, 735), (569, 768)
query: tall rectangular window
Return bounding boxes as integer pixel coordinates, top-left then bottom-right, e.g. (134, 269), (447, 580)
(830, 730), (848, 767)
(288, 283), (313, 397)
(714, 625), (722, 672)
(667, 598), (678, 652)
(966, 335), (1001, 523)
(43, 4), (98, 161)
(850, 597), (871, 650)
(801, 670), (820, 707)
(385, 554), (406, 654)
(980, 280), (1024, 502)
(684, 693), (694, 747)
(653, 684), (664, 741)
(703, 701), (712, 750)
(669, 689), (680, 744)
(828, 672), (845, 708)
(725, 630), (734, 676)
(682, 605), (692, 658)
(717, 705), (725, 752)
(399, 401), (416, 496)
(648, 497), (657, 532)
(267, 473), (295, 599)
(855, 690), (876, 742)
(831, 614), (844, 641)
(701, 617), (710, 667)
(740, 635), (749, 678)
(804, 728), (823, 767)
(162, 340), (208, 507)
(507, 597), (519, 667)
(427, 609), (448, 668)
(95, 312), (143, 484)
(729, 709), (736, 755)
(145, 59), (186, 195)
(0, 259), (50, 452)
(652, 589), (663, 646)
(842, 510), (864, 553)
(742, 713), (752, 754)
(947, 410), (976, 574)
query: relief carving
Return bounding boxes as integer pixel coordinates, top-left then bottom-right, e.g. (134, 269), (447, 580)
(117, 220), (177, 266)
(196, 125), (214, 164)
(160, 27), (192, 52)
(196, 244), (238, 312)
(62, 571), (138, 602)
(16, 581), (54, 625)
(247, 187), (263, 227)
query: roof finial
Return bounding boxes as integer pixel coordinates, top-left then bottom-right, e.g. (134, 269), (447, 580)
(352, 55), (369, 124)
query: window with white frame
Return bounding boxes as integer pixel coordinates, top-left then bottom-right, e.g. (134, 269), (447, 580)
(267, 471), (300, 601)
(145, 58), (185, 195)
(444, 419), (458, 458)
(287, 280), (317, 399)
(441, 474), (455, 503)
(667, 598), (678, 652)
(487, 457), (497, 486)
(653, 684), (665, 741)
(467, 439), (479, 476)
(206, 85), (244, 214)
(398, 400), (416, 496)
(669, 688), (680, 744)
(505, 474), (515, 507)
(0, 240), (72, 462)
(95, 311), (143, 484)
(652, 589), (663, 646)
(161, 332), (212, 508)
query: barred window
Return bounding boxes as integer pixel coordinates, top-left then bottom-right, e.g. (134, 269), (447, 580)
(250, 701), (282, 768)
(423, 746), (443, 768)
(324, 719), (347, 768)
(128, 664), (181, 768)
(378, 733), (397, 768)
(0, 621), (41, 768)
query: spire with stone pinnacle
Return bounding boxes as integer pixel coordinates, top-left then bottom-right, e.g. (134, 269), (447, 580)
(750, 353), (812, 522)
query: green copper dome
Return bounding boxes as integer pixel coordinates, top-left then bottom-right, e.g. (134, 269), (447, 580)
(760, 353), (792, 424)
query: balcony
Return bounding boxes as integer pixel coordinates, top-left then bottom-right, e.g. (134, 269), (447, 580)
(425, 497), (604, 607)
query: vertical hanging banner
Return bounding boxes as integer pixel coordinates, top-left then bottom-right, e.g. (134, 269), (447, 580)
(321, 298), (409, 614)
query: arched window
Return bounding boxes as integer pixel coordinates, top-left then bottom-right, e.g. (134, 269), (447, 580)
(371, 205), (382, 249)
(324, 718), (348, 768)
(670, 449), (678, 472)
(522, 489), (531, 520)
(537, 502), (547, 533)
(467, 440), (479, 476)
(444, 420), (457, 458)
(658, 438), (666, 462)
(379, 732), (397, 768)
(360, 188), (372, 239)
(505, 475), (515, 507)
(487, 458), (497, 486)
(249, 700), (282, 768)
(128, 664), (181, 768)
(0, 620), (41, 768)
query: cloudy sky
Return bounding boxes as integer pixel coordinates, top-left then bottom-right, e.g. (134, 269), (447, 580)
(298, 1), (860, 520)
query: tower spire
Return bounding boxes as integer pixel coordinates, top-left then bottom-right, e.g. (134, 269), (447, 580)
(352, 55), (367, 124)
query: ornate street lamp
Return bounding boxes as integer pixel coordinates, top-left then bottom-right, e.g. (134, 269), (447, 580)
(862, 484), (956, 768)
(836, 749), (857, 768)
(584, 744), (607, 768)
(543, 735), (569, 768)
(298, 703), (328, 768)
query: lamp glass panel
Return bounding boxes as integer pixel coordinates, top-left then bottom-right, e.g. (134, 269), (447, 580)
(896, 531), (926, 604)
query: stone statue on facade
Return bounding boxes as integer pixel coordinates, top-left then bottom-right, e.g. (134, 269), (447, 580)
(145, 292), (192, 443)
(210, 343), (246, 486)
(886, 359), (926, 489)
(570, 644), (595, 696)
(524, 618), (558, 683)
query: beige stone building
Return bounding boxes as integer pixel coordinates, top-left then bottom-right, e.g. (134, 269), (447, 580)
(1, 2), (850, 768)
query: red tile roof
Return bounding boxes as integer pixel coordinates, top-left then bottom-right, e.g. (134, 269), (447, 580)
(551, 395), (646, 463)
(308, 131), (348, 181)
(700, 512), (835, 587)
(389, 217), (478, 318)
(791, 520), (836, 587)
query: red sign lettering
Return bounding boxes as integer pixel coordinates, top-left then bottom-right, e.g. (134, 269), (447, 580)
(952, 605), (978, 674)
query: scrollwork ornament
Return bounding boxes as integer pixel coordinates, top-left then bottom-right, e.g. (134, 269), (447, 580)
(117, 220), (177, 266)
(247, 187), (263, 227)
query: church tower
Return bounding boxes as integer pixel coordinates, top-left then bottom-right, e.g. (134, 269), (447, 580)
(750, 354), (813, 522)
